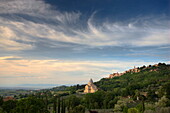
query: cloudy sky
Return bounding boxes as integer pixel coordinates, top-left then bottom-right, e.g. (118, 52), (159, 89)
(0, 0), (170, 87)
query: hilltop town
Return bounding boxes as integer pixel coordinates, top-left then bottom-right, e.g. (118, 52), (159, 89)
(108, 63), (160, 78)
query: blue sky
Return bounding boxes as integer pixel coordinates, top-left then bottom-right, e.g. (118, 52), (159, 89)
(0, 0), (169, 87)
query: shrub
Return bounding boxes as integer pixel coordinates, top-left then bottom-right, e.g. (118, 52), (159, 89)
(128, 108), (139, 113)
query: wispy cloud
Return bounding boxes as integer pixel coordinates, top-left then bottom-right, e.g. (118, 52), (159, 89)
(0, 0), (169, 86)
(0, 56), (22, 60)
(0, 0), (169, 52)
(0, 56), (164, 85)
(0, 0), (53, 18)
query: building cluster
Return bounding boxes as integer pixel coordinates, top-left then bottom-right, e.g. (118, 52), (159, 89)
(108, 66), (140, 79)
(124, 66), (140, 73)
(108, 64), (161, 79)
(108, 72), (123, 78)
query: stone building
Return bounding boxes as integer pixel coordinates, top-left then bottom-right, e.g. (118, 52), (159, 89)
(107, 66), (140, 79)
(84, 78), (98, 93)
(109, 72), (123, 78)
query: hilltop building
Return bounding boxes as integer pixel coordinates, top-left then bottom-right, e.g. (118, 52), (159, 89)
(109, 72), (123, 78)
(84, 79), (98, 93)
(108, 66), (140, 79)
(107, 63), (165, 79)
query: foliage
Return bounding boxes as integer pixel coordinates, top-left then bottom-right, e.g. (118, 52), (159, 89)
(2, 100), (16, 113)
(83, 90), (117, 109)
(14, 97), (48, 113)
(67, 95), (80, 109)
(144, 103), (155, 111)
(136, 103), (145, 113)
(113, 98), (134, 112)
(128, 108), (139, 113)
(155, 96), (169, 107)
(0, 96), (3, 107)
(70, 105), (85, 113)
(144, 107), (170, 113)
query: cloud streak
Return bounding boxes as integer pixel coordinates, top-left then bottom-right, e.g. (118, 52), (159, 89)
(0, 0), (169, 86)
(0, 0), (169, 51)
(0, 56), (164, 85)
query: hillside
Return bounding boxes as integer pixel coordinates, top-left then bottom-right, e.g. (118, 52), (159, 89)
(95, 63), (170, 93)
(49, 63), (170, 95)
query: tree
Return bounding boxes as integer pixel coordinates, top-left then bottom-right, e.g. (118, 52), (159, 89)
(58, 97), (61, 113)
(147, 90), (157, 101)
(0, 96), (3, 107)
(53, 96), (57, 113)
(14, 97), (48, 113)
(113, 99), (127, 112)
(61, 98), (66, 113)
(155, 96), (169, 107)
(66, 95), (81, 112)
(121, 88), (129, 97)
(76, 84), (80, 90)
(134, 90), (140, 100)
(136, 103), (145, 113)
(68, 95), (80, 109)
(2, 100), (16, 113)
(71, 105), (85, 113)
(123, 106), (128, 113)
(114, 104), (122, 112)
(162, 82), (170, 99)
(103, 91), (115, 108)
(108, 97), (118, 108)
(44, 92), (48, 111)
(84, 91), (105, 109)
(128, 108), (139, 113)
(0, 108), (4, 113)
(157, 86), (165, 98)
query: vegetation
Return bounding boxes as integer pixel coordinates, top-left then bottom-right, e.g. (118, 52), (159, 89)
(0, 63), (170, 113)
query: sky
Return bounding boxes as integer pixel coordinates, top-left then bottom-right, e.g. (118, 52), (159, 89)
(0, 0), (170, 87)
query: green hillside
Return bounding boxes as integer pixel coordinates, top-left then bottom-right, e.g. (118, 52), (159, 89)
(95, 63), (170, 97)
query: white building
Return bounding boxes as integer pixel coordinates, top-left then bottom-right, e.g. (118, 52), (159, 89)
(84, 78), (98, 93)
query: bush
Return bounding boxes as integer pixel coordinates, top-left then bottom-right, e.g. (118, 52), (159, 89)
(144, 109), (154, 113)
(72, 105), (85, 113)
(155, 107), (170, 113)
(128, 108), (139, 113)
(155, 96), (169, 107)
(144, 103), (155, 111)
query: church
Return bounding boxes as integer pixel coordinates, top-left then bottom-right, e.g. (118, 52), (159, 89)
(84, 78), (98, 93)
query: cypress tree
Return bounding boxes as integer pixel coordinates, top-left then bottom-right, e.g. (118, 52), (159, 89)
(61, 98), (66, 113)
(58, 96), (61, 113)
(61, 98), (64, 113)
(63, 99), (66, 113)
(53, 96), (57, 113)
(45, 92), (48, 111)
(67, 99), (70, 112)
(142, 100), (145, 113)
